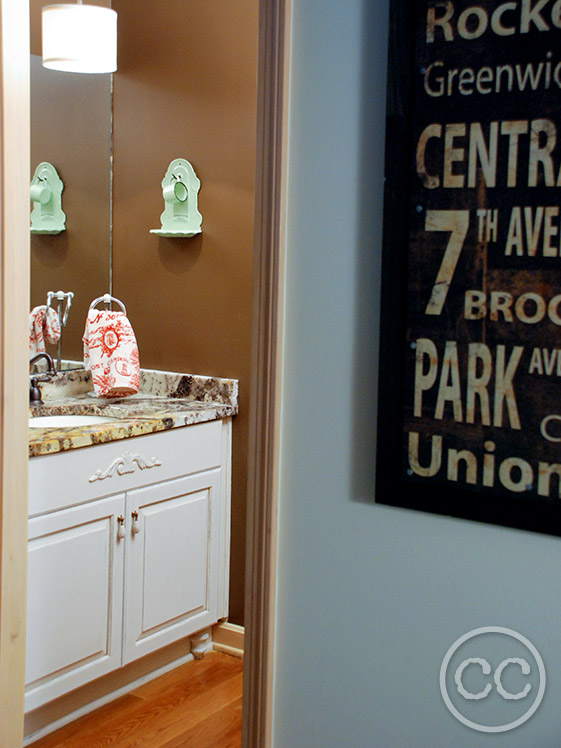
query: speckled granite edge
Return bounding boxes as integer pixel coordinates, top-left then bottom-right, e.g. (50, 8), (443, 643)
(30, 367), (238, 458)
(39, 366), (238, 407)
(140, 368), (238, 405)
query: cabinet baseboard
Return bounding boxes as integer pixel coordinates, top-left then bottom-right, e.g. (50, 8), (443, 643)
(24, 624), (244, 745)
(212, 622), (245, 658)
(24, 635), (207, 745)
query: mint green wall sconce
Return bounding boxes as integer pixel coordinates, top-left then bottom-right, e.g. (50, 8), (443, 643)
(30, 162), (66, 235)
(150, 158), (202, 238)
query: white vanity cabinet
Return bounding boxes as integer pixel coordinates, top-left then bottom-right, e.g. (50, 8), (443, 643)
(26, 418), (231, 712)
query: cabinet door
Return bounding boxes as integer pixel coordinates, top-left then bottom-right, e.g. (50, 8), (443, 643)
(123, 470), (221, 664)
(25, 495), (125, 711)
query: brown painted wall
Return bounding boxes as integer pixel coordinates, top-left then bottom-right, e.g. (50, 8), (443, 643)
(111, 0), (258, 625)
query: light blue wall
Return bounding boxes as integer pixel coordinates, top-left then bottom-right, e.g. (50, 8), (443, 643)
(273, 1), (561, 746)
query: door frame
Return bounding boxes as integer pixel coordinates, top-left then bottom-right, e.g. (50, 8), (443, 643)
(243, 1), (291, 746)
(0, 0), (289, 745)
(0, 1), (30, 746)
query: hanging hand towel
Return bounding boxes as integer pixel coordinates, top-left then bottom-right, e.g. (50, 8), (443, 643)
(83, 309), (140, 398)
(29, 305), (61, 355)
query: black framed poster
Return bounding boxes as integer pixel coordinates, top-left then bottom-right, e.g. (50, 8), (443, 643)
(376, 0), (561, 535)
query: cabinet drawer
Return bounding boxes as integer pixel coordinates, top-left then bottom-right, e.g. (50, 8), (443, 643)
(29, 420), (223, 516)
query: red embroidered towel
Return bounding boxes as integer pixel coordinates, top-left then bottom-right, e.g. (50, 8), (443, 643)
(29, 305), (61, 355)
(83, 309), (140, 398)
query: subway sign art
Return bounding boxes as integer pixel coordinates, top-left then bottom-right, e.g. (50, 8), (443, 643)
(376, 0), (561, 534)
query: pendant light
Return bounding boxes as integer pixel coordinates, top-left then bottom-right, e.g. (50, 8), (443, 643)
(42, 2), (117, 74)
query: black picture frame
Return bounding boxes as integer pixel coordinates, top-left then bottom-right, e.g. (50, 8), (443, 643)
(376, 0), (561, 536)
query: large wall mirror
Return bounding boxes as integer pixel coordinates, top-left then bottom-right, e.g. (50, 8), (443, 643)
(30, 0), (113, 363)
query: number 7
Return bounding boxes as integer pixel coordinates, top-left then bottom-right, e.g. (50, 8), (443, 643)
(424, 209), (470, 316)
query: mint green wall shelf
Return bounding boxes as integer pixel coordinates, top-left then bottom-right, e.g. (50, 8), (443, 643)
(30, 162), (66, 235)
(150, 158), (202, 238)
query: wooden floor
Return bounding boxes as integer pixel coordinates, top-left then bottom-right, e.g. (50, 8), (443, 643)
(31, 651), (243, 748)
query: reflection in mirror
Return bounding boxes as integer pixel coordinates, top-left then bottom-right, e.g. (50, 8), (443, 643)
(30, 28), (113, 365)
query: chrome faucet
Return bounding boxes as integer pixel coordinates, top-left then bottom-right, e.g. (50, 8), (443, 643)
(29, 352), (56, 405)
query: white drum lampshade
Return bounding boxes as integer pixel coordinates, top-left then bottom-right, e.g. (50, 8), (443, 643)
(42, 4), (117, 74)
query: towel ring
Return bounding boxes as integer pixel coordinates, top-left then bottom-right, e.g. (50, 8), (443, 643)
(89, 293), (127, 315)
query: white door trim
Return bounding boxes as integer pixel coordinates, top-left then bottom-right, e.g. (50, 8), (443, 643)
(0, 1), (30, 746)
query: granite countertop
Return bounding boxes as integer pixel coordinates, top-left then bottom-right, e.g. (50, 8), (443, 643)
(29, 367), (238, 457)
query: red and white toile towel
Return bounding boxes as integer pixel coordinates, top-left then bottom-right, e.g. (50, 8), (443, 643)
(29, 305), (61, 355)
(83, 309), (140, 398)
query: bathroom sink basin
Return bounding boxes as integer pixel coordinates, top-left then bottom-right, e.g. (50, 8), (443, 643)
(29, 415), (117, 428)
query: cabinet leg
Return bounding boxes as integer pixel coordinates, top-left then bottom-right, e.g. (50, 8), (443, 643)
(191, 630), (211, 659)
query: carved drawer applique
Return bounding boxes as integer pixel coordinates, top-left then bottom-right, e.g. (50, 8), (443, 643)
(90, 451), (162, 483)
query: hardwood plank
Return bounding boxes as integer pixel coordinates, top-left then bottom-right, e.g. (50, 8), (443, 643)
(133, 651), (242, 700)
(30, 652), (243, 748)
(30, 694), (145, 748)
(161, 696), (243, 748)
(113, 673), (243, 748)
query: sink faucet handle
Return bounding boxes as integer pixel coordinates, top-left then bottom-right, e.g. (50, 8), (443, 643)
(29, 352), (56, 376)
